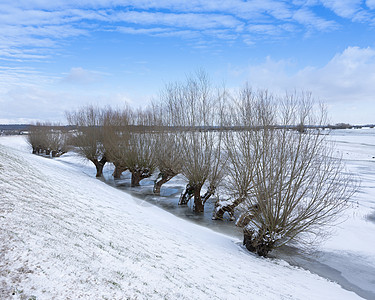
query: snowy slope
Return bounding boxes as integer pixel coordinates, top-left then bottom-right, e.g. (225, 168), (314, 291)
(0, 136), (362, 299)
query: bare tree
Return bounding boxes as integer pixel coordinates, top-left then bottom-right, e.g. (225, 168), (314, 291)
(149, 98), (183, 195)
(28, 122), (48, 154)
(102, 106), (157, 186)
(46, 125), (69, 157)
(126, 130), (156, 186)
(102, 107), (133, 179)
(161, 71), (226, 212)
(213, 87), (270, 220)
(65, 105), (107, 177)
(224, 90), (356, 256)
(152, 130), (183, 194)
(110, 108), (157, 187)
(28, 123), (68, 157)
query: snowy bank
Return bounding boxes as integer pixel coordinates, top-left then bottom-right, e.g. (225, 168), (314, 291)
(0, 136), (362, 299)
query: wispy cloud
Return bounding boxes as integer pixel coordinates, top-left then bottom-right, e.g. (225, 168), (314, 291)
(113, 11), (243, 30)
(61, 67), (105, 85)
(0, 1), (374, 61)
(116, 26), (201, 39)
(319, 0), (371, 21)
(293, 8), (339, 31)
(247, 24), (287, 36)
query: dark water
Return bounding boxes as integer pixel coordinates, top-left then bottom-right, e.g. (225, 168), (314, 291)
(367, 212), (375, 223)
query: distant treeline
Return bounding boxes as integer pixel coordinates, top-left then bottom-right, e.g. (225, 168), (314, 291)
(1, 123), (374, 135)
(0, 124), (75, 135)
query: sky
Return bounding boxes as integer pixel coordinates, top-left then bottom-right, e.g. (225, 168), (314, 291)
(0, 0), (375, 125)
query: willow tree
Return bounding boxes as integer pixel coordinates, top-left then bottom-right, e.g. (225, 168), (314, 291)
(118, 108), (157, 187)
(149, 97), (183, 195)
(102, 107), (133, 179)
(161, 71), (226, 212)
(152, 130), (183, 195)
(28, 122), (68, 157)
(225, 91), (356, 256)
(213, 87), (271, 220)
(101, 106), (156, 186)
(65, 105), (107, 177)
(28, 122), (49, 154)
(124, 129), (156, 186)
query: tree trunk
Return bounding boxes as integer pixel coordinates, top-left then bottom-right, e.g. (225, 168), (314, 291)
(243, 228), (257, 253)
(153, 170), (177, 195)
(153, 178), (165, 195)
(193, 184), (204, 213)
(46, 149), (51, 156)
(51, 150), (57, 157)
(92, 155), (107, 177)
(201, 184), (216, 204)
(130, 168), (152, 187)
(243, 227), (274, 257)
(178, 183), (194, 205)
(213, 197), (245, 220)
(131, 171), (142, 186)
(55, 150), (66, 158)
(94, 160), (104, 177)
(179, 183), (205, 212)
(113, 164), (127, 179)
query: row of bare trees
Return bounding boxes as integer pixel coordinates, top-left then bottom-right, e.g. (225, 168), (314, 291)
(27, 123), (68, 157)
(30, 72), (356, 257)
(64, 73), (227, 213)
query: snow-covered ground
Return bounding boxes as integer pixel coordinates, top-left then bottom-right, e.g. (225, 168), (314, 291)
(0, 133), (372, 299)
(262, 128), (375, 300)
(316, 129), (375, 297)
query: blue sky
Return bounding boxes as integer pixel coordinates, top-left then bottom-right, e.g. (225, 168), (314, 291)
(1, 0), (375, 125)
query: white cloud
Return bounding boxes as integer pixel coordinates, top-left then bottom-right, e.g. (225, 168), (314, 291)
(0, 67), (64, 123)
(0, 85), (134, 124)
(366, 0), (375, 9)
(62, 67), (105, 85)
(293, 8), (339, 31)
(296, 46), (375, 100)
(242, 46), (375, 124)
(248, 24), (283, 35)
(114, 11), (243, 30)
(0, 65), (140, 123)
(116, 26), (202, 39)
(318, 0), (374, 22)
(154, 30), (201, 39)
(319, 0), (361, 18)
(1, 1), (374, 61)
(116, 26), (170, 35)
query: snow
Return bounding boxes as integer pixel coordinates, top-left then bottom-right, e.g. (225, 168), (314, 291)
(314, 129), (375, 297)
(0, 135), (368, 299)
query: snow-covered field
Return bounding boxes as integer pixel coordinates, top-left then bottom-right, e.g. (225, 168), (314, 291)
(0, 132), (373, 299)
(273, 129), (375, 299)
